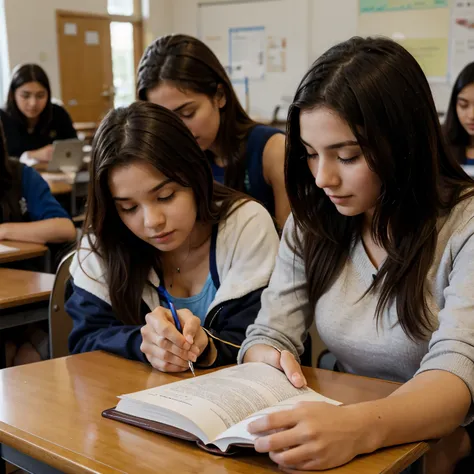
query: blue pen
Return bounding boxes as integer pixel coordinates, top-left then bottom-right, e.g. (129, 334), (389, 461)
(157, 286), (196, 376)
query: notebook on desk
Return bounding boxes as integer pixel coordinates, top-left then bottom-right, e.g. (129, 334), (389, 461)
(102, 363), (341, 455)
(0, 244), (19, 254)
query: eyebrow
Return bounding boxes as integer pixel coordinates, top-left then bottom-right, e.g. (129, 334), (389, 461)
(457, 97), (469, 102)
(113, 179), (173, 201)
(300, 138), (359, 150)
(172, 101), (194, 113)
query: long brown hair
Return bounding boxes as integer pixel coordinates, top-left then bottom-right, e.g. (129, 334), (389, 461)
(286, 37), (474, 340)
(444, 62), (474, 163)
(82, 101), (250, 325)
(5, 64), (52, 134)
(0, 120), (17, 221)
(136, 34), (256, 191)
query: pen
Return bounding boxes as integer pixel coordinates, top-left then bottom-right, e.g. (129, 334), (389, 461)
(168, 299), (196, 377)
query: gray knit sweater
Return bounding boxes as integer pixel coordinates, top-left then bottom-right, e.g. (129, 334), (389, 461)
(239, 196), (474, 417)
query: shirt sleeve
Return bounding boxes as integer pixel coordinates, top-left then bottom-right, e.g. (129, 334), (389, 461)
(21, 165), (70, 221)
(237, 214), (313, 363)
(416, 218), (474, 423)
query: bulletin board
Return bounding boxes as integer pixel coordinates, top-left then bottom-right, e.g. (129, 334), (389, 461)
(197, 0), (309, 120)
(358, 1), (451, 80)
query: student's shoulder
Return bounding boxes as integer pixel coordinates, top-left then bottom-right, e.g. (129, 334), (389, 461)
(440, 190), (474, 243)
(70, 234), (106, 280)
(51, 103), (73, 120)
(0, 108), (13, 125)
(228, 198), (275, 224)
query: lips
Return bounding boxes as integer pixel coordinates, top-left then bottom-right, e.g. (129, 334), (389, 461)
(153, 231), (173, 239)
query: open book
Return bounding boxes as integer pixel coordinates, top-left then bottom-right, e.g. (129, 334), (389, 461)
(102, 363), (341, 455)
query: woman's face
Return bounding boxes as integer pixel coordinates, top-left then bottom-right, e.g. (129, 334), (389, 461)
(108, 160), (198, 254)
(300, 107), (381, 218)
(146, 82), (226, 152)
(456, 82), (474, 138)
(14, 81), (48, 120)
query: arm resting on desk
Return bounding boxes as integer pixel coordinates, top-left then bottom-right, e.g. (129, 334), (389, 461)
(0, 218), (76, 244)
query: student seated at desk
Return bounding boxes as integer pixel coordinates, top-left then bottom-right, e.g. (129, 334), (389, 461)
(0, 121), (76, 244)
(137, 34), (289, 229)
(444, 62), (474, 165)
(0, 64), (77, 161)
(240, 38), (474, 473)
(65, 102), (279, 371)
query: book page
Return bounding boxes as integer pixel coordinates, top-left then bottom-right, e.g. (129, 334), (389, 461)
(213, 390), (341, 451)
(119, 363), (311, 444)
(0, 244), (19, 254)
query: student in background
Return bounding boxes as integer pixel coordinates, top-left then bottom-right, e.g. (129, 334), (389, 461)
(240, 38), (474, 473)
(0, 120), (75, 366)
(0, 64), (77, 161)
(0, 120), (76, 244)
(136, 34), (290, 229)
(66, 102), (279, 371)
(444, 62), (474, 165)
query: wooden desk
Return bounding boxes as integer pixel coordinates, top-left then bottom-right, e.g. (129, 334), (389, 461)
(0, 352), (429, 474)
(0, 269), (55, 310)
(0, 241), (48, 265)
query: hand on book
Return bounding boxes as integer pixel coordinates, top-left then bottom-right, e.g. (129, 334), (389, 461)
(243, 344), (306, 388)
(140, 307), (208, 372)
(248, 401), (367, 471)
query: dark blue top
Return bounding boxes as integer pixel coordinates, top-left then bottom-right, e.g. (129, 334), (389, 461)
(21, 165), (70, 221)
(210, 124), (284, 216)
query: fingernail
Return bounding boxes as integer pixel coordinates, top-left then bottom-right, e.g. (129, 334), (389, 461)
(186, 335), (193, 344)
(190, 353), (197, 362)
(292, 373), (301, 384)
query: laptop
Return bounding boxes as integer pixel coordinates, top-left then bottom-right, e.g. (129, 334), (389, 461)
(47, 138), (84, 172)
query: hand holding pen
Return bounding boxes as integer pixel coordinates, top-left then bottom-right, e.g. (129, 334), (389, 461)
(140, 289), (209, 374)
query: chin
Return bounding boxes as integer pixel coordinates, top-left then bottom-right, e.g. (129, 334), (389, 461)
(334, 205), (364, 217)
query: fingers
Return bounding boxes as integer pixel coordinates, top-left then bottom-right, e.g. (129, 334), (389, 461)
(254, 426), (300, 453)
(145, 310), (188, 349)
(280, 350), (306, 387)
(140, 328), (197, 364)
(269, 443), (320, 469)
(248, 409), (298, 435)
(179, 309), (201, 345)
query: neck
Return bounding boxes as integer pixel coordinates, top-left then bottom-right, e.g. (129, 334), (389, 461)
(163, 221), (212, 263)
(27, 116), (39, 130)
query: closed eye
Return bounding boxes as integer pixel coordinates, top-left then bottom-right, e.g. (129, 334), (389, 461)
(338, 155), (360, 164)
(158, 192), (175, 202)
(119, 205), (137, 213)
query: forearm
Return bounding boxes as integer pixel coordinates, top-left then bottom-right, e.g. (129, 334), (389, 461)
(0, 219), (76, 244)
(350, 370), (471, 453)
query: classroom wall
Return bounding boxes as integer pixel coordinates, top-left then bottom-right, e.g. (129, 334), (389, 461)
(2, 0), (108, 101)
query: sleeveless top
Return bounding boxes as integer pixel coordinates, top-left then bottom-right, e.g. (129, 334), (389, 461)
(211, 124), (284, 217)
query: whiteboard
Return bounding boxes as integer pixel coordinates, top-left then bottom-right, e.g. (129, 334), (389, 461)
(198, 0), (309, 120)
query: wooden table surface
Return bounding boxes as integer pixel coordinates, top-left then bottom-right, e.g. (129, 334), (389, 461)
(0, 241), (48, 265)
(0, 268), (55, 310)
(0, 351), (429, 474)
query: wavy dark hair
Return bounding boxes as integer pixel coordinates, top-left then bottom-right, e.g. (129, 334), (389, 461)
(0, 119), (15, 219)
(444, 62), (474, 163)
(286, 37), (474, 340)
(82, 101), (250, 325)
(137, 34), (256, 191)
(5, 64), (52, 134)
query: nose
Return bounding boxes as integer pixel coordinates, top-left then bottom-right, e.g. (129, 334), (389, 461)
(309, 156), (341, 189)
(143, 204), (165, 230)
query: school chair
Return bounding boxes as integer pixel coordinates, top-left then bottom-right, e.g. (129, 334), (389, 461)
(48, 250), (75, 358)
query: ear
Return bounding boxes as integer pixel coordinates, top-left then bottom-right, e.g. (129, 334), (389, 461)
(214, 84), (227, 109)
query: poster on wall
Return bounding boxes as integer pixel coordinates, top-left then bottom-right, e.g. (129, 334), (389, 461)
(360, 0), (448, 14)
(399, 37), (449, 78)
(229, 26), (265, 81)
(267, 36), (287, 73)
(450, 0), (474, 82)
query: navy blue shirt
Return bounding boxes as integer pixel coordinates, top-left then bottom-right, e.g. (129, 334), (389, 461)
(20, 165), (70, 221)
(210, 124), (284, 217)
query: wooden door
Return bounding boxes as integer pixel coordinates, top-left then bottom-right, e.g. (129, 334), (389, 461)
(57, 14), (114, 123)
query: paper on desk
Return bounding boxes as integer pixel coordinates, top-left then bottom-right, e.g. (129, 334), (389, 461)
(0, 244), (19, 254)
